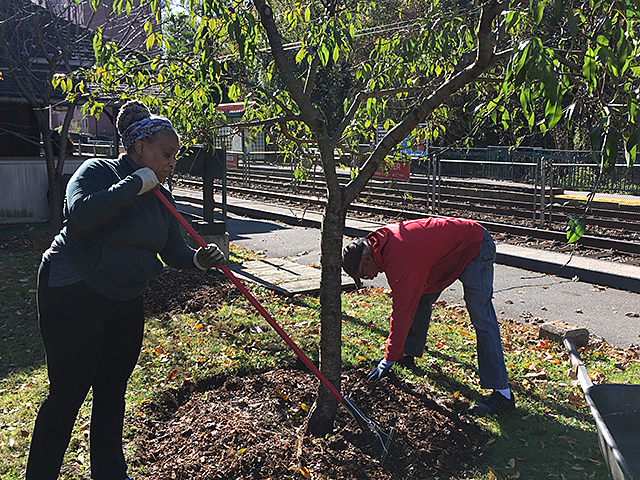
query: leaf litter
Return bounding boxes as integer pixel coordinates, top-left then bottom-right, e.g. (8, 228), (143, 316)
(133, 267), (485, 479)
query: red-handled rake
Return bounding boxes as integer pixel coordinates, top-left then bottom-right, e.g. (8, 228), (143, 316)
(153, 189), (394, 465)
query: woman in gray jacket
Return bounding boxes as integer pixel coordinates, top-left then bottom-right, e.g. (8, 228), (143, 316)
(26, 100), (224, 480)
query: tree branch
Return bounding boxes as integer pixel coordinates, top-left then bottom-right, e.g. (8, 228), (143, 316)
(343, 0), (509, 204)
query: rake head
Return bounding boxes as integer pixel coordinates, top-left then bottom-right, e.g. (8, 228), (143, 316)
(341, 395), (395, 466)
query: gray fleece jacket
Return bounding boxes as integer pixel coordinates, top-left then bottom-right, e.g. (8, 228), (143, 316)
(48, 154), (196, 301)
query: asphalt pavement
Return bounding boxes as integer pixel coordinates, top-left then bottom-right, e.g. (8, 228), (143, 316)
(178, 195), (640, 350)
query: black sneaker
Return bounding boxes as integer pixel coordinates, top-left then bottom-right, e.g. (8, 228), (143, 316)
(396, 356), (415, 368)
(468, 391), (515, 416)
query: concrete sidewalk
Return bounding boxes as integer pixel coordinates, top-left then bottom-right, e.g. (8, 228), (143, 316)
(177, 194), (640, 349)
(199, 193), (640, 294)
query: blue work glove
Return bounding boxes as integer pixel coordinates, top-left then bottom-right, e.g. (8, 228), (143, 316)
(193, 244), (226, 270)
(366, 358), (394, 381)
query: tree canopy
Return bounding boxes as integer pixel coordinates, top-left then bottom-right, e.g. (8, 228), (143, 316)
(65, 0), (640, 433)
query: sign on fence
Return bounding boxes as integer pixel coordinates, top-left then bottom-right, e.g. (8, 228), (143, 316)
(374, 159), (410, 180)
(226, 153), (238, 170)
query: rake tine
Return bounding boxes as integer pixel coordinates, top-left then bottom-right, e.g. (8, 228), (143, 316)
(342, 395), (395, 466)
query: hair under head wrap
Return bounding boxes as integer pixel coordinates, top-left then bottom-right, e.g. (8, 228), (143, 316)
(121, 116), (177, 150)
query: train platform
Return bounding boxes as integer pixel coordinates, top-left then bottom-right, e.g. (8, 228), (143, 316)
(176, 194), (640, 350)
(555, 190), (640, 207)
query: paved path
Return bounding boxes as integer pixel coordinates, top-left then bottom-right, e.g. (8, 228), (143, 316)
(178, 196), (640, 349)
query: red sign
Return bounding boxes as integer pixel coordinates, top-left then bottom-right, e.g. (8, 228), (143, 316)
(374, 159), (410, 180)
(226, 153), (238, 170)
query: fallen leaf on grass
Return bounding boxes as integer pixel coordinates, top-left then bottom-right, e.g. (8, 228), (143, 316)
(567, 392), (583, 406)
(300, 466), (312, 479)
(558, 435), (579, 445)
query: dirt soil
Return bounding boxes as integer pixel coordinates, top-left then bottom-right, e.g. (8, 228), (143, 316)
(135, 268), (487, 480)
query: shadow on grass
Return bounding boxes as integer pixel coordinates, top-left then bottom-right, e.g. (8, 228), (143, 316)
(396, 349), (606, 479)
(341, 312), (390, 339)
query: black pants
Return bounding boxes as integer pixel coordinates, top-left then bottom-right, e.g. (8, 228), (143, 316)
(27, 261), (144, 480)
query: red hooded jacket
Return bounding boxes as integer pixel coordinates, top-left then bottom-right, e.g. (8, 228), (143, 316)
(366, 217), (483, 361)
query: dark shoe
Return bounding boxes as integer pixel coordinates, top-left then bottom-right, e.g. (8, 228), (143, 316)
(468, 391), (515, 416)
(396, 356), (415, 368)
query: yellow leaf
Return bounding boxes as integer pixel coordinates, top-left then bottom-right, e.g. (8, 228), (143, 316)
(356, 355), (367, 361)
(507, 458), (516, 468)
(236, 448), (247, 456)
(300, 403), (309, 411)
(300, 466), (311, 479)
(275, 388), (289, 401)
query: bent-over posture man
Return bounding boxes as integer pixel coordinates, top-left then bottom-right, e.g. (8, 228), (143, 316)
(342, 217), (514, 416)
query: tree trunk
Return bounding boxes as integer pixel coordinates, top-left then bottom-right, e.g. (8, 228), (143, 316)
(306, 198), (347, 436)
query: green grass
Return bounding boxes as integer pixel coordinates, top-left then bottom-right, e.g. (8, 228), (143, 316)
(1, 224), (639, 479)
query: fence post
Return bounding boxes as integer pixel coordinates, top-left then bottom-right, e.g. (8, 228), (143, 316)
(539, 156), (546, 227)
(548, 157), (554, 227)
(242, 127), (249, 187)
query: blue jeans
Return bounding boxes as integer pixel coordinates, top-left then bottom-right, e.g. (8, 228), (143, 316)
(403, 228), (510, 390)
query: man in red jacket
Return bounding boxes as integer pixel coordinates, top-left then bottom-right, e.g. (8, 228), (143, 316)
(342, 217), (514, 416)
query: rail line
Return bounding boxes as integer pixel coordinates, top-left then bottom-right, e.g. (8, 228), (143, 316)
(171, 167), (640, 260)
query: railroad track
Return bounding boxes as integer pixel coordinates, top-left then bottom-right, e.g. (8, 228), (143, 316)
(171, 167), (640, 261)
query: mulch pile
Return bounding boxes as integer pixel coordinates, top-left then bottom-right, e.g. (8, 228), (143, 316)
(144, 267), (240, 315)
(132, 267), (486, 479)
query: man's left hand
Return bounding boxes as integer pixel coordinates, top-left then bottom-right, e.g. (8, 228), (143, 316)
(366, 358), (394, 381)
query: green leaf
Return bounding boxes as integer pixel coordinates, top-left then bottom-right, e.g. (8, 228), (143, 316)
(545, 100), (562, 129)
(566, 216), (586, 244)
(589, 119), (604, 157)
(554, 0), (566, 20)
(583, 48), (597, 93)
(534, 0), (546, 24)
(603, 126), (619, 173)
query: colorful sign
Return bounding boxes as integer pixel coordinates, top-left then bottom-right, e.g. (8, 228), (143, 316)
(374, 159), (410, 180)
(226, 153), (238, 170)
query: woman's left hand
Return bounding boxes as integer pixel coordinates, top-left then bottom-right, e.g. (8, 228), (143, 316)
(194, 244), (226, 269)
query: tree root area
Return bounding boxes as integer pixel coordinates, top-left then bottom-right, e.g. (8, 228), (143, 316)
(132, 367), (485, 479)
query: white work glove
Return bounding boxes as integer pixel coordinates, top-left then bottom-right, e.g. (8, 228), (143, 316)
(133, 167), (159, 195)
(194, 244), (226, 270)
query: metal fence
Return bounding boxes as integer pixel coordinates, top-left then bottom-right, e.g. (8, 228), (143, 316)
(428, 147), (640, 195)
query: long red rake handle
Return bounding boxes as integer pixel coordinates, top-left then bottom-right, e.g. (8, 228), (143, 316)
(153, 189), (344, 402)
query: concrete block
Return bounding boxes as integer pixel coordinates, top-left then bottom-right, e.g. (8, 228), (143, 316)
(539, 321), (589, 348)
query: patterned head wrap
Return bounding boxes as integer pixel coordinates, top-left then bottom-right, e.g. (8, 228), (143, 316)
(121, 116), (178, 150)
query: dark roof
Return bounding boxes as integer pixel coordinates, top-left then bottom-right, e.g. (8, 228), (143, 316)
(0, 0), (95, 104)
